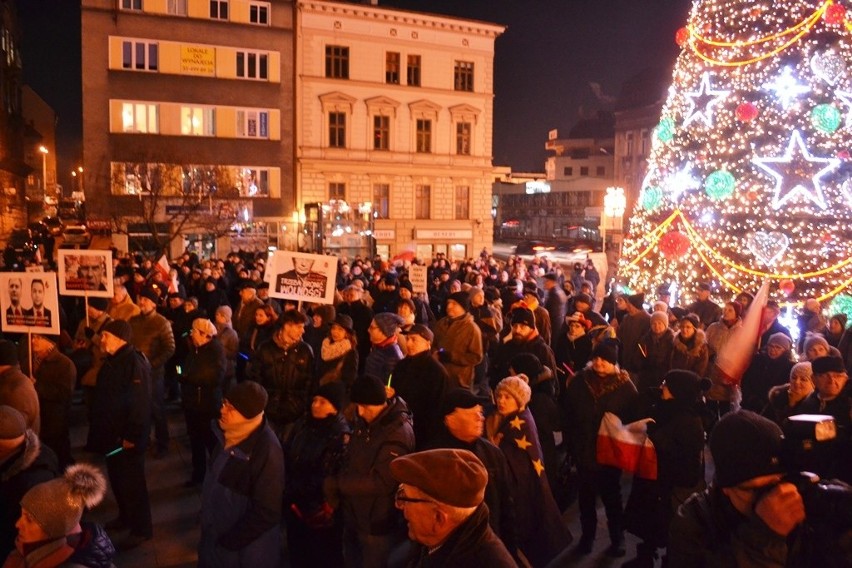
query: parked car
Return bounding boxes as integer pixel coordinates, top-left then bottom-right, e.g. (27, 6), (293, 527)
(62, 224), (91, 246)
(3, 228), (40, 268)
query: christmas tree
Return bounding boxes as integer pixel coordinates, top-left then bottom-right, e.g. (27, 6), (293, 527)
(620, 0), (852, 313)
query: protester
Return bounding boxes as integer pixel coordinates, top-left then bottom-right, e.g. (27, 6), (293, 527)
(761, 362), (814, 426)
(669, 313), (709, 377)
(741, 332), (795, 412)
(433, 291), (484, 390)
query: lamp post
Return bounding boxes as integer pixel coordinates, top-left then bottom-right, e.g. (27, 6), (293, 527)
(38, 146), (48, 195)
(601, 186), (626, 253)
(77, 166), (84, 195)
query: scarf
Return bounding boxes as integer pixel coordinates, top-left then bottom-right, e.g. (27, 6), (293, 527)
(222, 412), (264, 449)
(372, 335), (397, 348)
(321, 338), (352, 361)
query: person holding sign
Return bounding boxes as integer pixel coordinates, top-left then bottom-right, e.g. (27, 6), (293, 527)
(275, 256), (328, 299)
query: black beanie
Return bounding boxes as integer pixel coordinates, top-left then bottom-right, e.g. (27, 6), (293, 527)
(508, 352), (543, 381)
(226, 381), (268, 419)
(663, 370), (711, 401)
(350, 375), (387, 405)
(315, 381), (346, 412)
(101, 320), (132, 343)
(591, 341), (618, 365)
(710, 410), (783, 488)
(447, 291), (470, 312)
(627, 293), (645, 310)
(88, 297), (109, 311)
(441, 388), (482, 416)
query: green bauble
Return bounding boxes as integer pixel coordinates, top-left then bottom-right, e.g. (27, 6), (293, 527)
(640, 186), (663, 210)
(704, 170), (736, 200)
(811, 104), (842, 133)
(655, 117), (676, 143)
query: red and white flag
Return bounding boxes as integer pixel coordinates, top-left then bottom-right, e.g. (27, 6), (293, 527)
(596, 412), (657, 479)
(715, 279), (770, 386)
(156, 254), (178, 293)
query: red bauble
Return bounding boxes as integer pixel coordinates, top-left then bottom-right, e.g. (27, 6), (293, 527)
(746, 191), (760, 201)
(779, 279), (795, 296)
(675, 27), (690, 47)
(825, 3), (847, 25)
(659, 230), (691, 259)
(838, 150), (851, 160)
(736, 102), (759, 122)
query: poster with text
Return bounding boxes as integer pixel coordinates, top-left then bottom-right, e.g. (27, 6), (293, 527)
(0, 272), (61, 335)
(264, 251), (338, 305)
(408, 265), (428, 295)
(57, 249), (114, 298)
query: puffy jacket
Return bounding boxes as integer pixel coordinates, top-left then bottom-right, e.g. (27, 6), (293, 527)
(337, 396), (414, 535)
(247, 338), (314, 426)
(181, 338), (226, 413)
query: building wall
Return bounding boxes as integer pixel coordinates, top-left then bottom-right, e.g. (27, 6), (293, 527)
(296, 0), (504, 260)
(81, 0), (295, 250)
(613, 102), (662, 222)
(0, 0), (26, 236)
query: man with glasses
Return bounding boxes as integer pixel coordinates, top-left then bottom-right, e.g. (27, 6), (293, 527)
(390, 448), (516, 566)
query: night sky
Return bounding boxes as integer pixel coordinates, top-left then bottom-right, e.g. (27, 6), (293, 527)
(18, 0), (693, 186)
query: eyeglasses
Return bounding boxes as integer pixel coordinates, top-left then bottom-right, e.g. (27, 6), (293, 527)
(395, 485), (436, 508)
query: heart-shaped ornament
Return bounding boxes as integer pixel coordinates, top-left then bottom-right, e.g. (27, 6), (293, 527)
(810, 50), (847, 86)
(745, 231), (790, 265)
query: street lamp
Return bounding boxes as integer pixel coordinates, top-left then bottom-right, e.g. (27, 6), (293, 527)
(601, 186), (626, 253)
(77, 166), (84, 195)
(38, 146), (48, 194)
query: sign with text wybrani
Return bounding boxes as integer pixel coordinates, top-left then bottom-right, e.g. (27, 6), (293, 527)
(264, 251), (337, 305)
(57, 250), (114, 298)
(0, 272), (60, 335)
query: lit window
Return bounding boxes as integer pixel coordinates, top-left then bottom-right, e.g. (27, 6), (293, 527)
(454, 61), (474, 92)
(236, 168), (269, 197)
(181, 106), (215, 136)
(236, 110), (269, 139)
(236, 51), (268, 80)
(210, 0), (228, 20)
(249, 2), (269, 25)
(122, 102), (158, 133)
(373, 184), (389, 218)
(121, 40), (158, 71)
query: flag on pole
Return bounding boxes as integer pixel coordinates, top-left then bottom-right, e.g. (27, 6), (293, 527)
(714, 279), (770, 386)
(156, 254), (177, 293)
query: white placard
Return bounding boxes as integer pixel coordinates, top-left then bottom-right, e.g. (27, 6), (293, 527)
(0, 272), (60, 335)
(264, 251), (338, 305)
(408, 265), (428, 295)
(57, 250), (114, 298)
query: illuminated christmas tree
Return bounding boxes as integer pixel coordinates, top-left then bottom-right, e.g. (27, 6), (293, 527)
(620, 0), (852, 312)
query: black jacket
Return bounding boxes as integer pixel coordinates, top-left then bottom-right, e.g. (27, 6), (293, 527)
(247, 338), (314, 426)
(393, 351), (452, 450)
(181, 338), (226, 413)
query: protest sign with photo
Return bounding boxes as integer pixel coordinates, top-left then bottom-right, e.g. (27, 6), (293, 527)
(264, 251), (337, 304)
(0, 272), (60, 335)
(57, 249), (114, 298)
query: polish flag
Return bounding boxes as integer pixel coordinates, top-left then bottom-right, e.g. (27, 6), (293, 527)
(596, 412), (657, 479)
(714, 279), (770, 386)
(156, 254), (178, 293)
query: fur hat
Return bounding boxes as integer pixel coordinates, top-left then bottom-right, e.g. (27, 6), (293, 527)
(192, 318), (217, 337)
(20, 464), (107, 540)
(662, 370), (711, 401)
(350, 374), (388, 405)
(710, 411), (783, 488)
(496, 375), (532, 409)
(101, 320), (132, 343)
(767, 332), (793, 351)
(88, 297), (109, 311)
(447, 291), (471, 312)
(811, 355), (846, 375)
(591, 341), (619, 365)
(0, 340), (17, 366)
(510, 308), (536, 328)
(0, 405), (26, 439)
(372, 313), (403, 339)
(315, 381), (346, 413)
(390, 449), (487, 508)
(225, 381), (268, 419)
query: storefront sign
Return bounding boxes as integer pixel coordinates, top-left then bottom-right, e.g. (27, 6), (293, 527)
(373, 229), (395, 240)
(414, 229), (472, 240)
(180, 45), (215, 76)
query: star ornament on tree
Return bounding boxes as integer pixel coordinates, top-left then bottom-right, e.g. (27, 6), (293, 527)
(683, 72), (730, 127)
(752, 130), (839, 210)
(836, 90), (852, 128)
(762, 67), (810, 109)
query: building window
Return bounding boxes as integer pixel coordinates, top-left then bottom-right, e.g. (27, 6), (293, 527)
(416, 119), (431, 153)
(167, 0), (187, 15)
(249, 2), (269, 25)
(210, 0), (228, 19)
(454, 61), (474, 92)
(580, 166), (589, 176)
(180, 106), (215, 136)
(122, 102), (158, 133)
(122, 40), (158, 71)
(596, 166), (606, 176)
(407, 55), (421, 86)
(325, 45), (349, 79)
(373, 115), (390, 150)
(235, 167), (269, 197)
(386, 52), (400, 84)
(121, 0), (142, 10)
(640, 129), (649, 155)
(373, 184), (389, 218)
(626, 132), (634, 156)
(236, 51), (268, 80)
(576, 191), (591, 206)
(415, 185), (431, 219)
(329, 112), (346, 148)
(563, 167), (573, 176)
(456, 122), (472, 155)
(236, 109), (269, 139)
(329, 182), (346, 201)
(455, 186), (469, 219)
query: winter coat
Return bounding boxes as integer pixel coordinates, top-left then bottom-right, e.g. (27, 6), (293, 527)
(705, 318), (742, 360)
(107, 294), (140, 322)
(638, 328), (674, 390)
(336, 301), (374, 373)
(0, 366), (40, 435)
(247, 338), (314, 426)
(740, 352), (794, 412)
(363, 341), (403, 384)
(2, 522), (115, 568)
(544, 287), (567, 347)
(837, 327), (852, 374)
(433, 312), (483, 389)
(563, 366), (638, 470)
(217, 324), (239, 384)
(283, 413), (350, 519)
(404, 503), (517, 568)
(316, 340), (358, 391)
(760, 384), (811, 426)
(337, 396), (414, 536)
(392, 351), (453, 450)
(199, 418), (284, 568)
(181, 338), (227, 413)
(553, 328), (593, 378)
(233, 298), (264, 340)
(670, 329), (710, 377)
(0, 433), (58, 559)
(617, 310), (651, 374)
(129, 310), (176, 379)
(25, 348), (75, 466)
(87, 343), (152, 453)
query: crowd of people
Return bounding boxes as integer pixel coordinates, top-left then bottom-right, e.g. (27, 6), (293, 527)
(0, 247), (851, 567)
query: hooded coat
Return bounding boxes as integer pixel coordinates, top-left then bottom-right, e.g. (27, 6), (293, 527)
(670, 329), (710, 378)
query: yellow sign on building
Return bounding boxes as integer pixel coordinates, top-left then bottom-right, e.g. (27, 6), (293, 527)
(180, 45), (215, 76)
